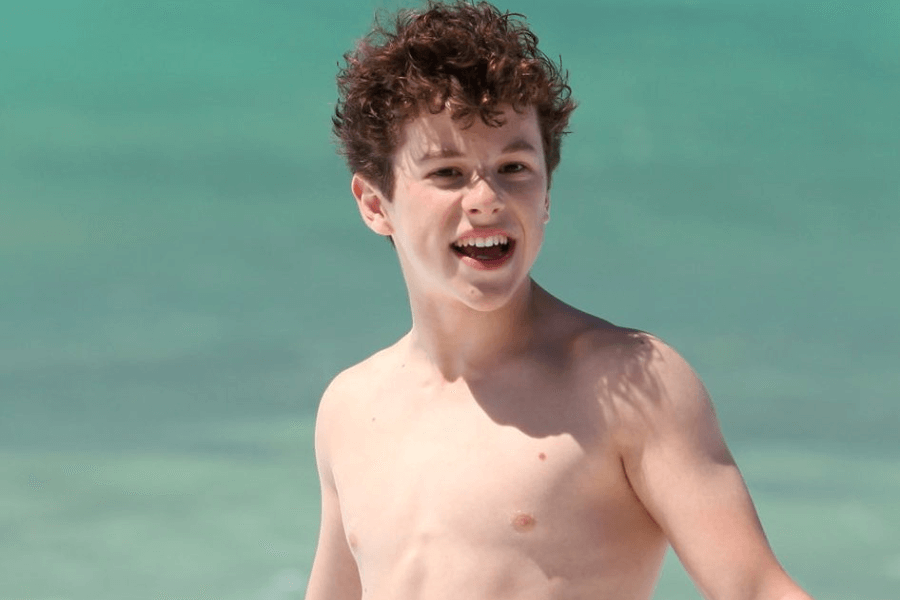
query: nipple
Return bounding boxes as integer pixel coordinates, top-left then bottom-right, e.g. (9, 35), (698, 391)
(510, 511), (536, 533)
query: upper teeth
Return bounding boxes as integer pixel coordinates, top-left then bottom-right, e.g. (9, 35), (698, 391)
(454, 235), (509, 248)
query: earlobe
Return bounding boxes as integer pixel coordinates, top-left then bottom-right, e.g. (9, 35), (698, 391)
(543, 194), (551, 224)
(352, 174), (393, 236)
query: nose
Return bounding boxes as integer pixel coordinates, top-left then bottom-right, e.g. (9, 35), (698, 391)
(462, 176), (503, 216)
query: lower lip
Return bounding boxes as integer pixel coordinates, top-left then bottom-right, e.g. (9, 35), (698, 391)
(452, 242), (516, 271)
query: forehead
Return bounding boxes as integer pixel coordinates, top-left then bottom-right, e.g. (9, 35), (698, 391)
(395, 105), (543, 163)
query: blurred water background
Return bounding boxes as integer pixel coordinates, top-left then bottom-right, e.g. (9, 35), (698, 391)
(1, 0), (898, 598)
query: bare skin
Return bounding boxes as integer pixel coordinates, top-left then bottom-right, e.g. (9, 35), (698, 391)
(305, 107), (812, 600)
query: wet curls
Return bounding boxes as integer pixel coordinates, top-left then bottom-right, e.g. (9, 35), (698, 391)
(333, 0), (576, 197)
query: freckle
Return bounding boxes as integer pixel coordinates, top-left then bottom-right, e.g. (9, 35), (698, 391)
(511, 511), (536, 533)
(348, 533), (358, 548)
(538, 452), (546, 461)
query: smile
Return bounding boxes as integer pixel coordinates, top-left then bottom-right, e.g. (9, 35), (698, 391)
(451, 233), (515, 269)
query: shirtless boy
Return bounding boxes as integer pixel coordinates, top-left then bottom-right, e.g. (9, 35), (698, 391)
(306, 2), (813, 599)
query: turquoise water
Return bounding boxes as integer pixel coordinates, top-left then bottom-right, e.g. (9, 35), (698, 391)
(1, 1), (898, 598)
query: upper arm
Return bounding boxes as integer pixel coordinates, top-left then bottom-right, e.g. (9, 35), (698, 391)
(305, 377), (363, 600)
(617, 338), (810, 600)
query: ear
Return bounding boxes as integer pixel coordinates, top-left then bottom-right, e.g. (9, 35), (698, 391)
(351, 174), (393, 236)
(543, 193), (551, 224)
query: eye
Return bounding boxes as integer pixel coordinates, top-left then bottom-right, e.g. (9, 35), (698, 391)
(499, 162), (528, 175)
(429, 167), (463, 179)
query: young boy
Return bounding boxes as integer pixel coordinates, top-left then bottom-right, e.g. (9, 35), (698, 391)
(306, 2), (813, 599)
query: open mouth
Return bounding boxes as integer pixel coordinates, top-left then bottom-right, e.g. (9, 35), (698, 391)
(451, 234), (515, 266)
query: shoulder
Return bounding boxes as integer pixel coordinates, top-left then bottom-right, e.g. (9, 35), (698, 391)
(565, 321), (713, 445)
(317, 340), (404, 419)
(538, 294), (703, 400)
(314, 341), (405, 468)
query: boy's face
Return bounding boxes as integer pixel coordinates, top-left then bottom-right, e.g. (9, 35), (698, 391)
(353, 105), (550, 312)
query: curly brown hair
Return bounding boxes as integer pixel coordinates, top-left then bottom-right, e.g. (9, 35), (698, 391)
(333, 0), (576, 198)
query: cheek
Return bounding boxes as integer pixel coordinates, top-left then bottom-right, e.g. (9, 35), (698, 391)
(390, 194), (452, 249)
(402, 188), (457, 226)
(526, 214), (548, 254)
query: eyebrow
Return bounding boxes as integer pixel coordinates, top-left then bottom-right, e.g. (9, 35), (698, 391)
(417, 146), (464, 162)
(416, 138), (540, 162)
(501, 139), (540, 154)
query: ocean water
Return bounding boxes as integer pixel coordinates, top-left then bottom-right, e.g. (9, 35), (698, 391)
(1, 1), (898, 599)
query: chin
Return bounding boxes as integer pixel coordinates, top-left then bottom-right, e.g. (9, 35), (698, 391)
(454, 277), (531, 312)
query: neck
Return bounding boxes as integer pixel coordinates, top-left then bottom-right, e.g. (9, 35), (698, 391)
(403, 278), (546, 381)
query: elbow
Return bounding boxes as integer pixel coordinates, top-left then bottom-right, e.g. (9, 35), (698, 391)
(759, 576), (815, 600)
(748, 567), (814, 600)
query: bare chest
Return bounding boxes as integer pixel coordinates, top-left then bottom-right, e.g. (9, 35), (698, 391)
(331, 383), (642, 574)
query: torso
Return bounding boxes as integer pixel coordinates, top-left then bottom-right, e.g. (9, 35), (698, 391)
(325, 303), (669, 599)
